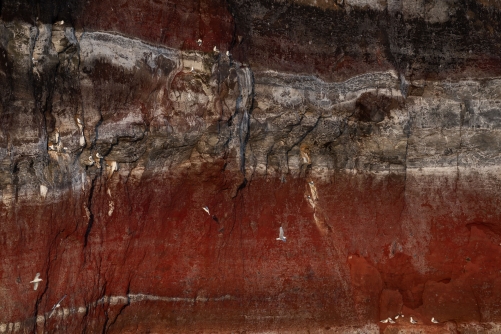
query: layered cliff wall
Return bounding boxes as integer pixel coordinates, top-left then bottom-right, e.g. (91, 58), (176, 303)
(1, 0), (501, 333)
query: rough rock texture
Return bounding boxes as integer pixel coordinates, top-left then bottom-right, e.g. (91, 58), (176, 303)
(1, 0), (501, 333)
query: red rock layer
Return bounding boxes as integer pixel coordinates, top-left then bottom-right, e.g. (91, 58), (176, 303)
(2, 166), (501, 332)
(80, 0), (234, 53)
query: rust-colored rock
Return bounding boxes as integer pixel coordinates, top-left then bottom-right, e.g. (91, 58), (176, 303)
(379, 289), (403, 320)
(1, 0), (501, 333)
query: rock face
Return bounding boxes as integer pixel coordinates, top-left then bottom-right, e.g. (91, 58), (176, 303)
(1, 0), (501, 333)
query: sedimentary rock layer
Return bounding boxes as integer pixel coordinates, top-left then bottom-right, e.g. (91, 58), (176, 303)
(1, 0), (501, 333)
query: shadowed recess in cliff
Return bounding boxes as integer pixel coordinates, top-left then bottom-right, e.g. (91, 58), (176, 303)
(0, 0), (84, 25)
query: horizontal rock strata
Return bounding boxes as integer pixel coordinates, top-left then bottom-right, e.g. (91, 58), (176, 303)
(1, 0), (501, 333)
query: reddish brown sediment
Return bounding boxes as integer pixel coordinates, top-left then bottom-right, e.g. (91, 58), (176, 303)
(79, 0), (234, 53)
(2, 168), (501, 332)
(2, 0), (501, 332)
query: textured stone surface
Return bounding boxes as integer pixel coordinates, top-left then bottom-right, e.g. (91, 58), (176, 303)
(1, 0), (501, 333)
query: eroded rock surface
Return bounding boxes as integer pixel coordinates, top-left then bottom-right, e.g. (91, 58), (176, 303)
(1, 0), (501, 333)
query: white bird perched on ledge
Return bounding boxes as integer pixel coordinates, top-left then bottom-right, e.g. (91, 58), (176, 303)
(213, 46), (219, 53)
(410, 317), (417, 324)
(76, 117), (83, 131)
(197, 39), (202, 46)
(106, 160), (118, 177)
(431, 317), (439, 323)
(87, 155), (94, 166)
(30, 273), (42, 290)
(96, 152), (103, 159)
(40, 184), (48, 199)
(55, 20), (64, 25)
(203, 206), (210, 215)
(276, 226), (286, 242)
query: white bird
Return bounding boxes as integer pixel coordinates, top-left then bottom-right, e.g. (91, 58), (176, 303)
(203, 206), (210, 215)
(213, 46), (219, 53)
(276, 226), (286, 242)
(388, 318), (395, 324)
(306, 195), (316, 209)
(96, 152), (103, 159)
(226, 51), (230, 56)
(410, 317), (417, 324)
(87, 155), (94, 166)
(191, 66), (194, 72)
(431, 317), (439, 323)
(77, 118), (83, 130)
(106, 160), (118, 177)
(49, 295), (67, 318)
(380, 319), (388, 323)
(395, 315), (399, 319)
(30, 273), (42, 290)
(197, 39), (202, 46)
(56, 20), (64, 25)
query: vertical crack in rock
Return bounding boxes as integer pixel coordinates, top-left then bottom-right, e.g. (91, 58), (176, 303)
(399, 73), (408, 99)
(105, 283), (131, 333)
(456, 101), (465, 191)
(32, 25), (55, 193)
(285, 114), (322, 175)
(236, 66), (254, 175)
(83, 175), (97, 248)
(402, 107), (412, 189)
(101, 311), (109, 334)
